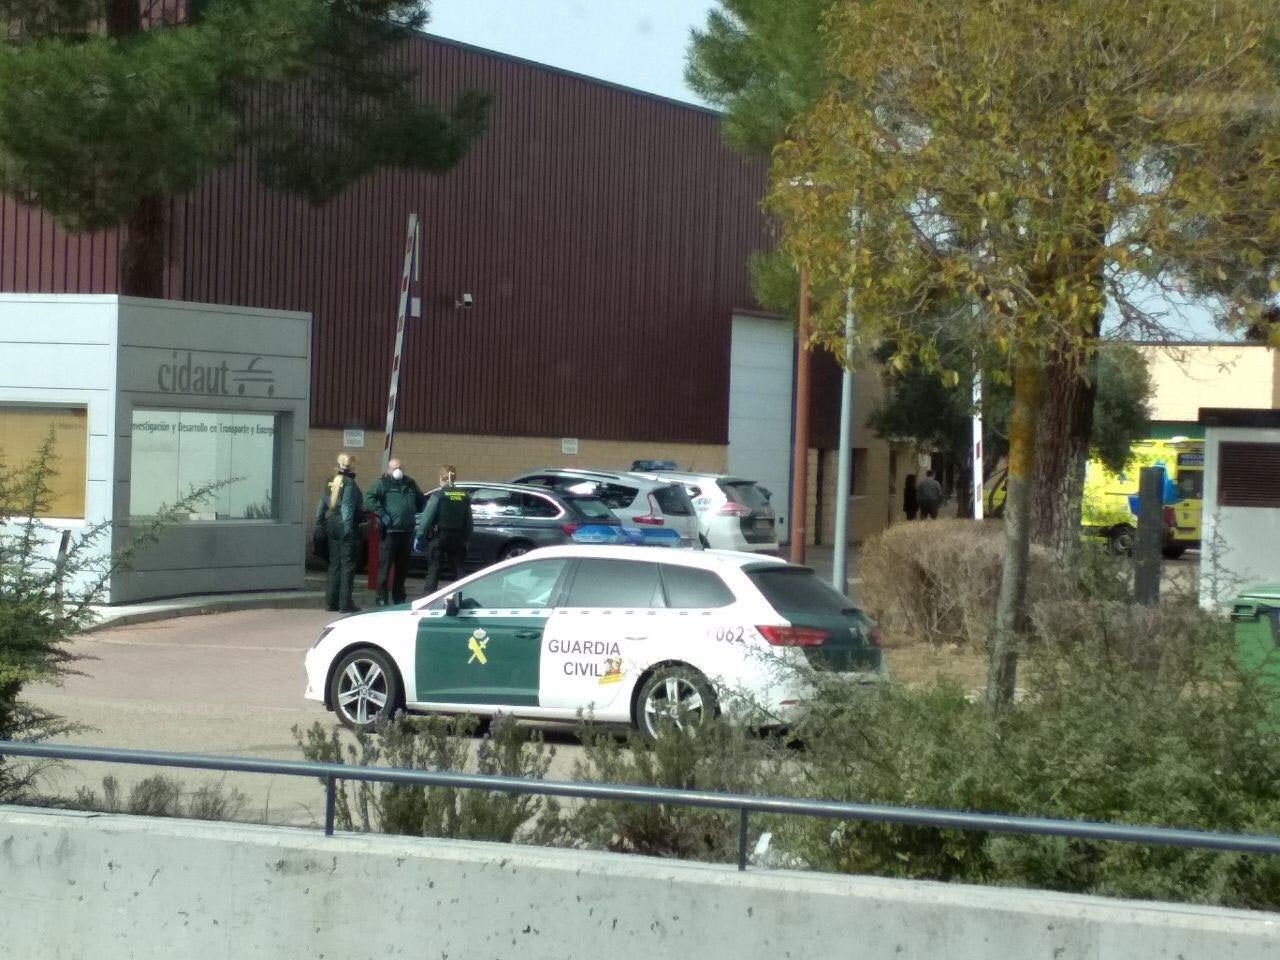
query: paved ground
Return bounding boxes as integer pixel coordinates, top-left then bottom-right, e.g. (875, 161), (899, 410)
(24, 607), (589, 827)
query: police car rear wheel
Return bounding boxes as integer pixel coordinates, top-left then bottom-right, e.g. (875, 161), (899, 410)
(331, 647), (401, 729)
(636, 666), (716, 743)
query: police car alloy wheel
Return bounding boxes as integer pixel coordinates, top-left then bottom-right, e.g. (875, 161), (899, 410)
(331, 647), (401, 728)
(636, 665), (716, 743)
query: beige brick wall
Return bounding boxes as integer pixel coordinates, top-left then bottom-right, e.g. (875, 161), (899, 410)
(306, 430), (726, 514)
(1140, 343), (1278, 421)
(812, 361), (928, 546)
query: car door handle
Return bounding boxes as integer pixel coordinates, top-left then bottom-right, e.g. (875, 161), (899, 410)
(514, 631), (541, 640)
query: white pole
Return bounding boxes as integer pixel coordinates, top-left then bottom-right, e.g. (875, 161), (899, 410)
(381, 213), (420, 473)
(833, 203), (860, 593)
(972, 366), (985, 521)
(832, 299), (854, 593)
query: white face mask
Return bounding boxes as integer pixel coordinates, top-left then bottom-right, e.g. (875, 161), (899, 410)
(391, 468), (404, 480)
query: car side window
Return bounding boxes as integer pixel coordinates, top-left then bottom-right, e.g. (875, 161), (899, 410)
(595, 482), (638, 510)
(562, 558), (664, 608)
(520, 493), (561, 519)
(661, 566), (735, 609)
(519, 475), (557, 489)
(470, 487), (523, 519)
(444, 558), (570, 610)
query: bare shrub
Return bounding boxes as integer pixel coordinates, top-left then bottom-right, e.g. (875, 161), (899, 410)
(71, 774), (246, 821)
(859, 519), (1056, 647)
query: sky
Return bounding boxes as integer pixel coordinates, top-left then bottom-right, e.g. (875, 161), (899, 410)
(425, 0), (718, 106)
(423, 0), (1233, 341)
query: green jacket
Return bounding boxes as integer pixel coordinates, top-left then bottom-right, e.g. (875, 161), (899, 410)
(316, 473), (362, 538)
(364, 474), (427, 533)
(415, 484), (474, 541)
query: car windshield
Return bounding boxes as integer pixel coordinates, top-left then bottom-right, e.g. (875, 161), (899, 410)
(720, 480), (771, 510)
(747, 567), (855, 617)
(566, 496), (616, 521)
(1175, 471), (1204, 501)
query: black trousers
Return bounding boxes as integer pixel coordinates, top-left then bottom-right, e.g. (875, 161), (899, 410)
(377, 530), (413, 604)
(918, 502), (940, 519)
(423, 532), (467, 595)
(325, 519), (359, 611)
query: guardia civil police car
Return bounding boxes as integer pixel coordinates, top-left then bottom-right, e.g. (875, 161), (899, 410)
(303, 544), (883, 741)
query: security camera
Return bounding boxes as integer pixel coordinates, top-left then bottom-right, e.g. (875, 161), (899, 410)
(455, 293), (474, 310)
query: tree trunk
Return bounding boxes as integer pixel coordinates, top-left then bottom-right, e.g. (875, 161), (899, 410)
(107, 1), (169, 299)
(105, 0), (141, 34)
(1031, 341), (1096, 559)
(119, 194), (168, 299)
(987, 344), (1043, 711)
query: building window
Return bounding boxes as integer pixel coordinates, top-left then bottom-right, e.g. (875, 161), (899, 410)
(0, 404), (88, 519)
(1218, 442), (1280, 508)
(852, 448), (869, 496)
(130, 409), (280, 520)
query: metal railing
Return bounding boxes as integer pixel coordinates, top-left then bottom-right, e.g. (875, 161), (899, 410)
(4, 740), (1280, 872)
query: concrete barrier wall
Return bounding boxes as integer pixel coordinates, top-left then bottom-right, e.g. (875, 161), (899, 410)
(1, 806), (1277, 959)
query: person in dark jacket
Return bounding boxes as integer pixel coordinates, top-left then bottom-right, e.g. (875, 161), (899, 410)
(415, 464), (473, 596)
(903, 473), (919, 521)
(363, 458), (427, 605)
(317, 453), (363, 613)
(916, 469), (944, 519)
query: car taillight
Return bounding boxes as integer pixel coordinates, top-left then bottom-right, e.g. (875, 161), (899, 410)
(560, 523), (579, 536)
(717, 502), (753, 517)
(633, 494), (665, 525)
(757, 625), (829, 647)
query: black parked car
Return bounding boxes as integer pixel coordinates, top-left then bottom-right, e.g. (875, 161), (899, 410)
(409, 481), (622, 573)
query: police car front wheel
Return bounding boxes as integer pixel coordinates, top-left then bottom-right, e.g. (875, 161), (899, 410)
(331, 647), (401, 729)
(635, 666), (717, 743)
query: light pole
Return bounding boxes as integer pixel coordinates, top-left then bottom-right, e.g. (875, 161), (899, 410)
(789, 265), (812, 565)
(831, 290), (855, 591)
(832, 203), (862, 592)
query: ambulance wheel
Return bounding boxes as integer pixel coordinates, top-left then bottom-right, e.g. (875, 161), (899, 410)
(1107, 524), (1135, 557)
(331, 647), (401, 730)
(635, 666), (717, 743)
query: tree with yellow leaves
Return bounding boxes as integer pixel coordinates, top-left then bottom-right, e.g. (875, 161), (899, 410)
(770, 0), (1280, 707)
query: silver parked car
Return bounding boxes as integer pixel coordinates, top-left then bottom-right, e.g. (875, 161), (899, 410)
(509, 467), (699, 545)
(628, 470), (778, 553)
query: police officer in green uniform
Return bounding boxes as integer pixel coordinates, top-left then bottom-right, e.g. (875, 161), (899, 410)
(363, 457), (427, 605)
(317, 453), (363, 613)
(415, 464), (473, 595)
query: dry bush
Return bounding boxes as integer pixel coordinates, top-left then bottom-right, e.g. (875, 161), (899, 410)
(1028, 597), (1226, 682)
(858, 519), (1055, 648)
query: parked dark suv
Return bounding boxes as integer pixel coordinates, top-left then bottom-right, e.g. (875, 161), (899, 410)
(410, 481), (621, 572)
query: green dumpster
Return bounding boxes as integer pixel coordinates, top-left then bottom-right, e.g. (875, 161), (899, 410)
(1230, 585), (1280, 710)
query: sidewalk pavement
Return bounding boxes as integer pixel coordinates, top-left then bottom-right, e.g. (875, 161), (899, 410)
(84, 545), (864, 632)
(84, 572), (383, 633)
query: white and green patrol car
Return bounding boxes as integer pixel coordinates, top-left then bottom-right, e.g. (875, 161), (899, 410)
(304, 545), (883, 741)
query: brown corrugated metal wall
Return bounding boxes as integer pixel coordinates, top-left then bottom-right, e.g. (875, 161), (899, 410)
(0, 33), (813, 446)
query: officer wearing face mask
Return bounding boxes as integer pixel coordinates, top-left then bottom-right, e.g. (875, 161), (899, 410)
(363, 457), (427, 606)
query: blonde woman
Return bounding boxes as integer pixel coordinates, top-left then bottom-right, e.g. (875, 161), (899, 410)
(316, 453), (363, 612)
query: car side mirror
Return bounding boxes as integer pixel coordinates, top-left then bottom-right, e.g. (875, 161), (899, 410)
(445, 592), (461, 617)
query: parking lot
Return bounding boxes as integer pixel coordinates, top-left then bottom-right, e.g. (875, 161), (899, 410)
(24, 606), (591, 826)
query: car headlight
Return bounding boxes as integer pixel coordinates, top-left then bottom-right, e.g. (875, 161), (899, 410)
(311, 626), (335, 650)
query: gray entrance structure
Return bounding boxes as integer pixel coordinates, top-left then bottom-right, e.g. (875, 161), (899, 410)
(0, 294), (311, 603)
